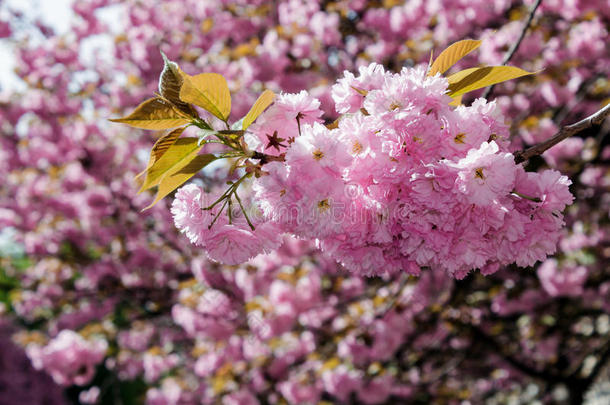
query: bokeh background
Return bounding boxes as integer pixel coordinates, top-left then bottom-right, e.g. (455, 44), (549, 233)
(0, 0), (609, 404)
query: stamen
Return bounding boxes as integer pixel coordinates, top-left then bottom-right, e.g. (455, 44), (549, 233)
(317, 199), (330, 212)
(389, 101), (402, 110)
(474, 167), (485, 180)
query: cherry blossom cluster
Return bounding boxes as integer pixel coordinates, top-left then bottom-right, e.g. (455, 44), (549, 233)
(173, 64), (574, 278)
(26, 330), (108, 386)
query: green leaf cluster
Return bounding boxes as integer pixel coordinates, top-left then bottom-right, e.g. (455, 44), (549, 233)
(110, 54), (276, 209)
(427, 39), (536, 105)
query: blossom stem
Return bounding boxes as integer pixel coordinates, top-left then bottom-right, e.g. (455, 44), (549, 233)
(202, 173), (253, 229)
(203, 185), (234, 211)
(514, 103), (610, 164)
(218, 151), (245, 159)
(296, 113), (303, 137)
(234, 190), (255, 231)
(510, 191), (541, 203)
(227, 198), (233, 224)
(208, 198), (229, 229)
(192, 118), (213, 130)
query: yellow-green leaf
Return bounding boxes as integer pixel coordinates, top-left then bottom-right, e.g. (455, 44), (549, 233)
(139, 137), (203, 192)
(350, 86), (369, 97)
(428, 39), (481, 76)
(179, 72), (231, 121)
(149, 127), (186, 165)
(242, 89), (275, 129)
(135, 127), (185, 181)
(143, 154), (216, 210)
(449, 95), (463, 106)
(445, 69), (477, 107)
(159, 52), (198, 118)
(326, 117), (340, 130)
(446, 66), (536, 97)
(110, 97), (191, 129)
(446, 67), (480, 85)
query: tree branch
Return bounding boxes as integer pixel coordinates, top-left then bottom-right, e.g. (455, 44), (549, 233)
(482, 0), (542, 99)
(456, 320), (560, 382)
(514, 103), (610, 164)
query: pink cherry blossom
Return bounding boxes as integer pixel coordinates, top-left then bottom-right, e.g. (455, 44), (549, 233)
(537, 258), (588, 297)
(26, 330), (107, 386)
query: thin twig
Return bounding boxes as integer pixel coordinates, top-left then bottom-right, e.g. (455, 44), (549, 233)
(376, 273), (409, 318)
(514, 103), (610, 164)
(482, 0), (542, 99)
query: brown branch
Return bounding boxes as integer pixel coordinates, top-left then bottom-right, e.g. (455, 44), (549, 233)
(514, 103), (610, 164)
(482, 0), (542, 99)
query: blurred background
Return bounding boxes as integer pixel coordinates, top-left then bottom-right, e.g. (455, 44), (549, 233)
(0, 0), (609, 404)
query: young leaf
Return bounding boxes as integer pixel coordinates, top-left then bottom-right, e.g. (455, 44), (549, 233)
(326, 117), (340, 129)
(179, 72), (231, 122)
(150, 127), (186, 164)
(350, 86), (369, 97)
(446, 68), (472, 106)
(242, 89), (275, 130)
(159, 52), (198, 117)
(143, 154), (216, 210)
(135, 127), (185, 181)
(428, 39), (482, 76)
(446, 67), (479, 85)
(110, 97), (191, 129)
(446, 66), (535, 97)
(139, 137), (204, 192)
